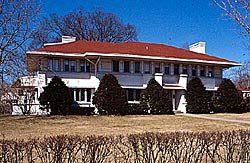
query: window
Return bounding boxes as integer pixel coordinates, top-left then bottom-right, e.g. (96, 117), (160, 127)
(53, 59), (60, 71)
(165, 64), (170, 75)
(112, 60), (119, 72)
(182, 64), (187, 74)
(86, 62), (90, 72)
(128, 89), (134, 101)
(80, 61), (85, 72)
(48, 59), (53, 70)
(126, 89), (141, 101)
(200, 66), (205, 77)
(174, 64), (179, 75)
(80, 60), (91, 72)
(208, 67), (214, 78)
(208, 71), (214, 78)
(154, 63), (161, 73)
(70, 60), (76, 72)
(70, 88), (92, 102)
(64, 59), (69, 72)
(144, 62), (150, 74)
(134, 62), (140, 73)
(192, 65), (196, 76)
(124, 61), (130, 73)
(48, 59), (60, 72)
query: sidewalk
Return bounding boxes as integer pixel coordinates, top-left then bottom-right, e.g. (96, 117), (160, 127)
(180, 113), (250, 125)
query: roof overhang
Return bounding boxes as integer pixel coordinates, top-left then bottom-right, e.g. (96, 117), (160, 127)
(27, 51), (241, 67)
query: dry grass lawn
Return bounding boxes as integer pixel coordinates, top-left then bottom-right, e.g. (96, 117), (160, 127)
(1, 113), (250, 139)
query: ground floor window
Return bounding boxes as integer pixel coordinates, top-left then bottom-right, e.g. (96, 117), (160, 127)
(70, 88), (92, 102)
(125, 89), (142, 101)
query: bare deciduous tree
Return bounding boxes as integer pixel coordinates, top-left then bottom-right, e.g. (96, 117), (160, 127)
(31, 9), (138, 49)
(214, 0), (250, 34)
(214, 0), (250, 88)
(0, 0), (40, 104)
(227, 60), (250, 89)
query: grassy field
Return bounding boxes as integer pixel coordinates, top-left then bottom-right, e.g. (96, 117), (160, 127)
(0, 113), (250, 139)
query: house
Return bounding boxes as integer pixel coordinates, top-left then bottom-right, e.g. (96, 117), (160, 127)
(238, 88), (250, 99)
(12, 36), (240, 114)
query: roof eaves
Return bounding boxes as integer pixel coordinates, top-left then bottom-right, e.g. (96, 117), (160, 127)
(27, 51), (87, 57)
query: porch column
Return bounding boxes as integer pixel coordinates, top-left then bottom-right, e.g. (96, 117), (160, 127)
(179, 64), (183, 74)
(188, 64), (192, 76)
(90, 89), (94, 104)
(119, 60), (123, 72)
(73, 89), (76, 101)
(79, 89), (82, 101)
(170, 63), (174, 75)
(130, 61), (134, 73)
(151, 62), (154, 74)
(84, 89), (88, 102)
(197, 65), (200, 77)
(141, 61), (144, 74)
(172, 90), (176, 110)
(205, 66), (209, 77)
(60, 59), (64, 72)
(161, 63), (164, 73)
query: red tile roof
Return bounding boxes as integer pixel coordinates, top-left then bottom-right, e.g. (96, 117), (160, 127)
(33, 40), (238, 64)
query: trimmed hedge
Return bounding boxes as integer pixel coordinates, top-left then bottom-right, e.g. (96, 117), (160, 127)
(2, 130), (250, 162)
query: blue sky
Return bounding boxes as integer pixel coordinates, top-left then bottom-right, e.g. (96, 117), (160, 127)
(42, 0), (250, 63)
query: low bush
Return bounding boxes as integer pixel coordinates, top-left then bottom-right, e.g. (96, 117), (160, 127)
(67, 107), (95, 115)
(124, 103), (148, 115)
(2, 130), (250, 162)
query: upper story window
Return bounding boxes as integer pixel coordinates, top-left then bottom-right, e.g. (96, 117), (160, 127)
(124, 61), (130, 73)
(165, 64), (170, 75)
(208, 66), (214, 78)
(134, 62), (141, 73)
(174, 64), (179, 75)
(64, 59), (76, 72)
(208, 71), (214, 78)
(70, 60), (76, 72)
(192, 65), (196, 76)
(64, 59), (69, 72)
(200, 66), (205, 77)
(144, 62), (150, 74)
(112, 60), (119, 72)
(80, 60), (91, 72)
(154, 63), (161, 73)
(48, 59), (60, 72)
(182, 64), (187, 74)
